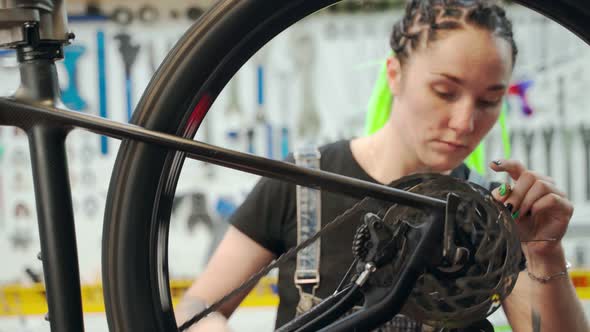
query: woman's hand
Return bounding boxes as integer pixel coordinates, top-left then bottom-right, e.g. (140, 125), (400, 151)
(488, 159), (574, 260)
(175, 295), (233, 332)
(183, 314), (232, 332)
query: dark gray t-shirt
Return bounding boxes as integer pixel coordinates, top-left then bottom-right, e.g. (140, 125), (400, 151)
(230, 140), (495, 330)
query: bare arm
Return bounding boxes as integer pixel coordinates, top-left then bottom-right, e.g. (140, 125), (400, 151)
(488, 160), (589, 332)
(175, 225), (276, 326)
(502, 244), (589, 332)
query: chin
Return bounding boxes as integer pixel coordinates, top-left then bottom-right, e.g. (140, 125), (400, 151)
(424, 154), (465, 172)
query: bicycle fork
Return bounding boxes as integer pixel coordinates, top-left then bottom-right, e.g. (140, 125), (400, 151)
(0, 19), (85, 332)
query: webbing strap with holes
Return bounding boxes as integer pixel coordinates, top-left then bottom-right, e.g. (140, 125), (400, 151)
(294, 145), (322, 309)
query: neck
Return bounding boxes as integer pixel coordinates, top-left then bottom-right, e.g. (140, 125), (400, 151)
(351, 120), (451, 185)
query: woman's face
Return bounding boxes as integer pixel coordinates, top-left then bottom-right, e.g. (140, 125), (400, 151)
(388, 27), (514, 172)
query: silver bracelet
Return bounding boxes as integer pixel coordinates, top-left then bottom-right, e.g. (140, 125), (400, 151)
(520, 237), (558, 243)
(526, 261), (572, 284)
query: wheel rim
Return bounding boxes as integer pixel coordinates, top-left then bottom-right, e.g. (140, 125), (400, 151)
(102, 1), (590, 331)
(104, 1), (339, 331)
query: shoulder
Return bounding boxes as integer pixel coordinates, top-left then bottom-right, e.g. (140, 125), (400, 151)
(318, 139), (354, 170)
(318, 139), (350, 154)
(283, 140), (347, 163)
(287, 140), (353, 173)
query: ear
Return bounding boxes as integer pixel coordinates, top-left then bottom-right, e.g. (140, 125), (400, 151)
(386, 55), (403, 96)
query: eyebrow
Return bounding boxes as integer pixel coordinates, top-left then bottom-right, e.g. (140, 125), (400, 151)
(434, 72), (506, 91)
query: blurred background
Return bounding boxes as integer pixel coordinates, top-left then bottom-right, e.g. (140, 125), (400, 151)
(0, 0), (589, 331)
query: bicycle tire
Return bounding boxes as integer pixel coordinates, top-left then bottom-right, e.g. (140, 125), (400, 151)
(102, 1), (337, 331)
(101, 0), (589, 331)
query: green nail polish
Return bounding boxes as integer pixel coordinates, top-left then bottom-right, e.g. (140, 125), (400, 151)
(499, 184), (507, 196)
(512, 211), (520, 219)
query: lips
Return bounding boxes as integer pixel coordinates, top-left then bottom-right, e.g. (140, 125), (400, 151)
(440, 141), (467, 148)
(433, 140), (468, 151)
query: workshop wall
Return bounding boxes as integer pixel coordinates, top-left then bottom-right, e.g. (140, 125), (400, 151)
(0, 1), (590, 329)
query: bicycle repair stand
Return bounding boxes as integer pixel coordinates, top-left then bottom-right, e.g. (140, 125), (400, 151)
(0, 2), (86, 332)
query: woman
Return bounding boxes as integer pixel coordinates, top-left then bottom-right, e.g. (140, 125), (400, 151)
(177, 0), (589, 331)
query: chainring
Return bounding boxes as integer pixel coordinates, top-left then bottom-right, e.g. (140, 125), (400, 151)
(382, 173), (522, 329)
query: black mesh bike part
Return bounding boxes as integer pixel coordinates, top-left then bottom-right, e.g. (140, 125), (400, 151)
(381, 174), (521, 329)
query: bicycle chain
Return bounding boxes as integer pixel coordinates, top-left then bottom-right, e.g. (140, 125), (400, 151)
(178, 196), (382, 331)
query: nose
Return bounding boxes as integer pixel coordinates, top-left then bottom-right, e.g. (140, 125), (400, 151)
(448, 98), (475, 135)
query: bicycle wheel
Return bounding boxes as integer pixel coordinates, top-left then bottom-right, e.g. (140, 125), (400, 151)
(102, 1), (337, 331)
(101, 0), (588, 331)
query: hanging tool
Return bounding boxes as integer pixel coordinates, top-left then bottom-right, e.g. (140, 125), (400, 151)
(61, 44), (87, 111)
(522, 130), (535, 170)
(224, 74), (243, 150)
(10, 229), (32, 250)
(542, 127), (554, 177)
(114, 33), (141, 122)
(15, 202), (31, 218)
(538, 17), (549, 72)
(13, 172), (28, 192)
(581, 124), (590, 201)
(147, 41), (158, 75)
(187, 193), (213, 233)
(278, 71), (291, 159)
(254, 52), (274, 159)
(246, 128), (255, 154)
(138, 5), (159, 23)
(83, 196), (99, 218)
(25, 267), (43, 283)
(507, 80), (534, 117)
(558, 76), (573, 200)
(324, 21), (338, 40)
(293, 33), (321, 142)
(68, 2), (109, 22)
(186, 6), (205, 21)
(170, 9), (180, 19)
(110, 6), (133, 26)
(201, 114), (215, 178)
(225, 74), (241, 116)
(96, 30), (109, 155)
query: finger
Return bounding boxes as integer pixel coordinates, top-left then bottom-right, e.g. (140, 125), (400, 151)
(504, 171), (536, 218)
(527, 171), (556, 185)
(517, 180), (563, 221)
(489, 159), (527, 181)
(529, 192), (574, 221)
(489, 159), (556, 185)
(491, 182), (512, 204)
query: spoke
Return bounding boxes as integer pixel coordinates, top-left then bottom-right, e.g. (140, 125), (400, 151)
(0, 98), (447, 211)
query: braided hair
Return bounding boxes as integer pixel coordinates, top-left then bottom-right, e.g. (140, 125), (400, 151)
(390, 0), (518, 67)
